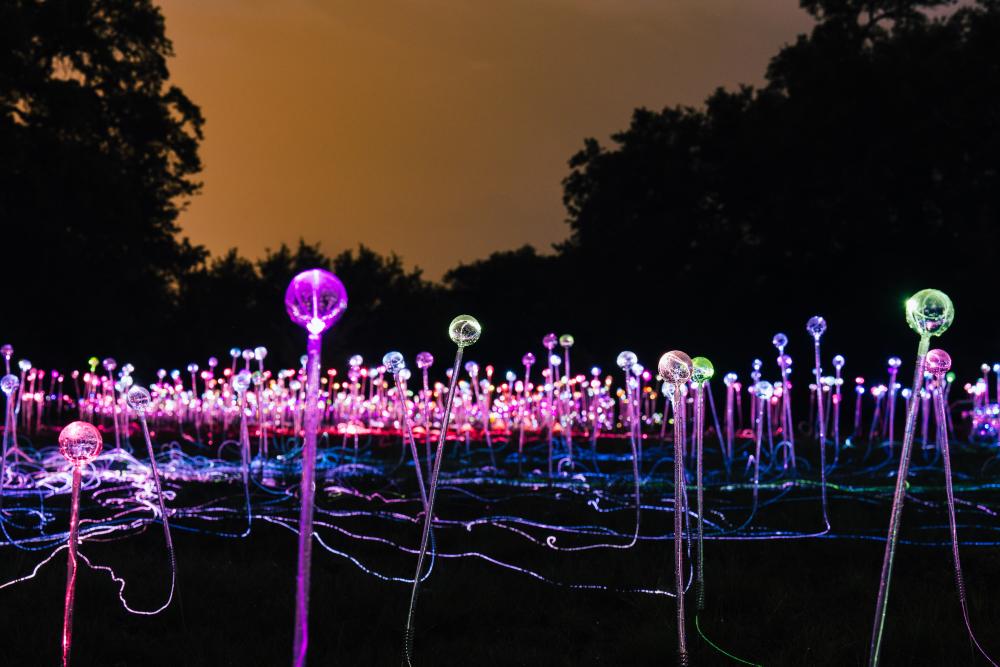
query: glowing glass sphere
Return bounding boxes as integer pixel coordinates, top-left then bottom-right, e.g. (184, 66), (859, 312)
(925, 349), (952, 375)
(522, 352), (536, 367)
(833, 355), (845, 370)
(905, 289), (954, 337)
(772, 333), (788, 350)
(559, 334), (574, 348)
(616, 351), (637, 371)
(658, 351), (692, 384)
(232, 371), (252, 395)
(691, 357), (714, 384)
(549, 354), (562, 367)
(1, 374), (19, 396)
(58, 421), (103, 465)
(0, 344), (11, 359)
(723, 372), (737, 387)
(254, 346), (268, 361)
(806, 316), (827, 340)
(448, 315), (482, 348)
(383, 351), (406, 374)
(229, 347), (241, 359)
(284, 268), (348, 336)
(415, 352), (434, 369)
(754, 381), (774, 400)
(126, 386), (151, 412)
(18, 359), (31, 372)
(888, 356), (902, 369)
(465, 361), (480, 376)
(208, 357), (219, 368)
(505, 370), (516, 383)
(542, 333), (557, 350)
(399, 368), (411, 382)
(187, 363), (199, 374)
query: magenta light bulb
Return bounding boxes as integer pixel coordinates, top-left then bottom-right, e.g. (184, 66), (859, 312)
(58, 421), (103, 466)
(57, 421), (103, 667)
(285, 268), (347, 667)
(285, 268), (348, 337)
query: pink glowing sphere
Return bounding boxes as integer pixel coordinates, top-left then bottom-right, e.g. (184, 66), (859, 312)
(926, 349), (952, 375)
(284, 269), (348, 336)
(658, 350), (692, 384)
(58, 421), (103, 465)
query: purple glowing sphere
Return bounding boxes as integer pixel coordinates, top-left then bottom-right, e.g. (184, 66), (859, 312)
(58, 421), (103, 465)
(925, 349), (952, 375)
(284, 269), (348, 336)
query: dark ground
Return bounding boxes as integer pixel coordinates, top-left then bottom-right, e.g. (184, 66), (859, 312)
(2, 439), (1000, 667)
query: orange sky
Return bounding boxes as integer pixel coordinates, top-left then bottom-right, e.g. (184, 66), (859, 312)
(158, 0), (813, 279)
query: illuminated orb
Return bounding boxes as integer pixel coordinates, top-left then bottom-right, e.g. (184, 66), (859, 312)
(754, 381), (774, 400)
(805, 316), (827, 340)
(126, 386), (151, 412)
(0, 374), (18, 396)
(657, 351), (692, 384)
(284, 268), (348, 336)
(232, 370), (252, 394)
(449, 315), (482, 348)
(925, 349), (952, 375)
(58, 421), (103, 465)
(383, 351), (406, 374)
(415, 352), (434, 369)
(906, 289), (954, 338)
(691, 357), (715, 385)
(616, 351), (637, 371)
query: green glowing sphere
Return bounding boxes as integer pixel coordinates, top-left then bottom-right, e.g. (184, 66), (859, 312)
(448, 315), (482, 348)
(905, 289), (954, 338)
(691, 356), (714, 384)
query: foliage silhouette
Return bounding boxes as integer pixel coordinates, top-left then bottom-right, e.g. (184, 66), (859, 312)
(3, 0), (1000, 378)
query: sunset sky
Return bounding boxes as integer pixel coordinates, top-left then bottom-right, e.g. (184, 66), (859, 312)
(158, 0), (813, 279)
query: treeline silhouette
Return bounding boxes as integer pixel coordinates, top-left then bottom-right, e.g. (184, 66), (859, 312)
(3, 0), (1000, 379)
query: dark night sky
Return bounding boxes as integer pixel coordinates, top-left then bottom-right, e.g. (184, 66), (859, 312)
(158, 0), (813, 278)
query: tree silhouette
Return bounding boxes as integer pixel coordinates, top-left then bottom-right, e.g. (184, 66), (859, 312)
(3, 0), (1000, 377)
(1, 0), (206, 367)
(556, 0), (1000, 373)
